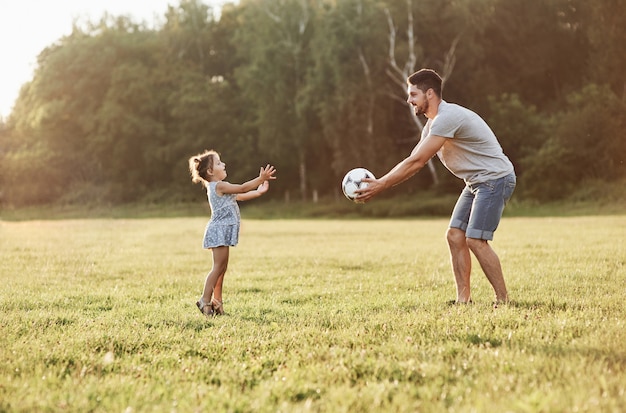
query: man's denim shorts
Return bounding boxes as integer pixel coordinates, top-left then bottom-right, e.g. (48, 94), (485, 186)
(449, 173), (516, 241)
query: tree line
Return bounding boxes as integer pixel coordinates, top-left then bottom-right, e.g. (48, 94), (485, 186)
(0, 0), (624, 207)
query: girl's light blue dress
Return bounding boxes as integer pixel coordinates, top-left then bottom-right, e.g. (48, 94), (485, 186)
(202, 181), (240, 248)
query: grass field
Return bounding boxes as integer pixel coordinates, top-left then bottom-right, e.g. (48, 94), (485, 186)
(1, 216), (625, 412)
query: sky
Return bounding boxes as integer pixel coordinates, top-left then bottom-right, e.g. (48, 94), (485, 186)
(0, 0), (231, 119)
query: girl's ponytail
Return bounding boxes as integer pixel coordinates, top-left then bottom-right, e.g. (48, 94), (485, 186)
(188, 150), (218, 186)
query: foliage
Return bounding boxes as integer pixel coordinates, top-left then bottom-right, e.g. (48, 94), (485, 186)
(486, 93), (548, 176)
(1, 217), (625, 411)
(472, 0), (588, 108)
(584, 0), (626, 98)
(0, 0), (625, 207)
(520, 84), (626, 201)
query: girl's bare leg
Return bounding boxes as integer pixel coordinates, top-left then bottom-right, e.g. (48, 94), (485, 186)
(213, 273), (225, 304)
(201, 246), (229, 303)
(211, 272), (226, 315)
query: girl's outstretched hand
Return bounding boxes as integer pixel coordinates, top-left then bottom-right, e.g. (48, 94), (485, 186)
(257, 181), (270, 194)
(259, 164), (277, 181)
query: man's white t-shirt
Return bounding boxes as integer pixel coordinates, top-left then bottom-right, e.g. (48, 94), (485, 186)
(422, 100), (514, 185)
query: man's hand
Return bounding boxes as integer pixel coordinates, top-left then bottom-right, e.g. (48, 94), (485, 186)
(355, 177), (385, 203)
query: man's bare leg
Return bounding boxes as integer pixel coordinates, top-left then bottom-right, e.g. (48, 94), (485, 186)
(467, 238), (508, 303)
(446, 228), (472, 303)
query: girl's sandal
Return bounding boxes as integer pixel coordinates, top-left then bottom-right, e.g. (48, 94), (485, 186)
(196, 298), (214, 317)
(211, 299), (225, 316)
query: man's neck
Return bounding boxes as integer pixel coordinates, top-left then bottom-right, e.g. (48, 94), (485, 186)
(426, 97), (442, 120)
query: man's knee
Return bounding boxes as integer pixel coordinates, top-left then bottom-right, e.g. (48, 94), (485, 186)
(466, 237), (488, 253)
(446, 227), (467, 247)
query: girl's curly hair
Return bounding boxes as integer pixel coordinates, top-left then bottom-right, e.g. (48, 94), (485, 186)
(188, 149), (218, 187)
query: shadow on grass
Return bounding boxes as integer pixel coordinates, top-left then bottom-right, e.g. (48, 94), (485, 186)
(146, 318), (216, 332)
(442, 299), (589, 312)
(505, 299), (587, 312)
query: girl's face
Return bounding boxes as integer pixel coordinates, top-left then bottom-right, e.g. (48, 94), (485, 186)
(209, 155), (227, 181)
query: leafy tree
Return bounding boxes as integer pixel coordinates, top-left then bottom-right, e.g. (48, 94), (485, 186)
(383, 0), (470, 187)
(234, 0), (316, 200)
(158, 1), (251, 201)
(486, 93), (547, 176)
(308, 0), (389, 187)
(5, 22), (139, 204)
(475, 0), (588, 109)
(1, 0), (623, 207)
(521, 84), (626, 200)
(94, 60), (168, 201)
(161, 0), (216, 74)
(584, 0), (626, 98)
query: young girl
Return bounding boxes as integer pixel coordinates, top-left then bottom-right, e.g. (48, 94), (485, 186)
(188, 150), (277, 316)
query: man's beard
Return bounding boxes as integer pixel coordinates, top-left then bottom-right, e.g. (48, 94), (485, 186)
(415, 100), (429, 116)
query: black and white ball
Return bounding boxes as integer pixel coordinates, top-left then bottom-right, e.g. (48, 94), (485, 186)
(341, 168), (375, 203)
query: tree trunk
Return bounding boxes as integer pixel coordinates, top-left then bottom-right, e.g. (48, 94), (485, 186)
(384, 0), (461, 187)
(299, 153), (307, 201)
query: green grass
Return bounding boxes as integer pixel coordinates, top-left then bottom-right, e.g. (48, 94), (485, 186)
(1, 216), (625, 412)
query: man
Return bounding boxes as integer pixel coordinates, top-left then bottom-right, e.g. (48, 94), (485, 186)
(357, 68), (516, 306)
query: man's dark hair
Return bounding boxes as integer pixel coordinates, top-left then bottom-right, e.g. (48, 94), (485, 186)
(407, 69), (443, 97)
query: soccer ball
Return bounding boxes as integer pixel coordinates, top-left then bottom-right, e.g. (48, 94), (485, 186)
(341, 168), (375, 203)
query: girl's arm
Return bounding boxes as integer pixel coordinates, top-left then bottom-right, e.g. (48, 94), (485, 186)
(216, 164), (276, 196)
(236, 181), (270, 201)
